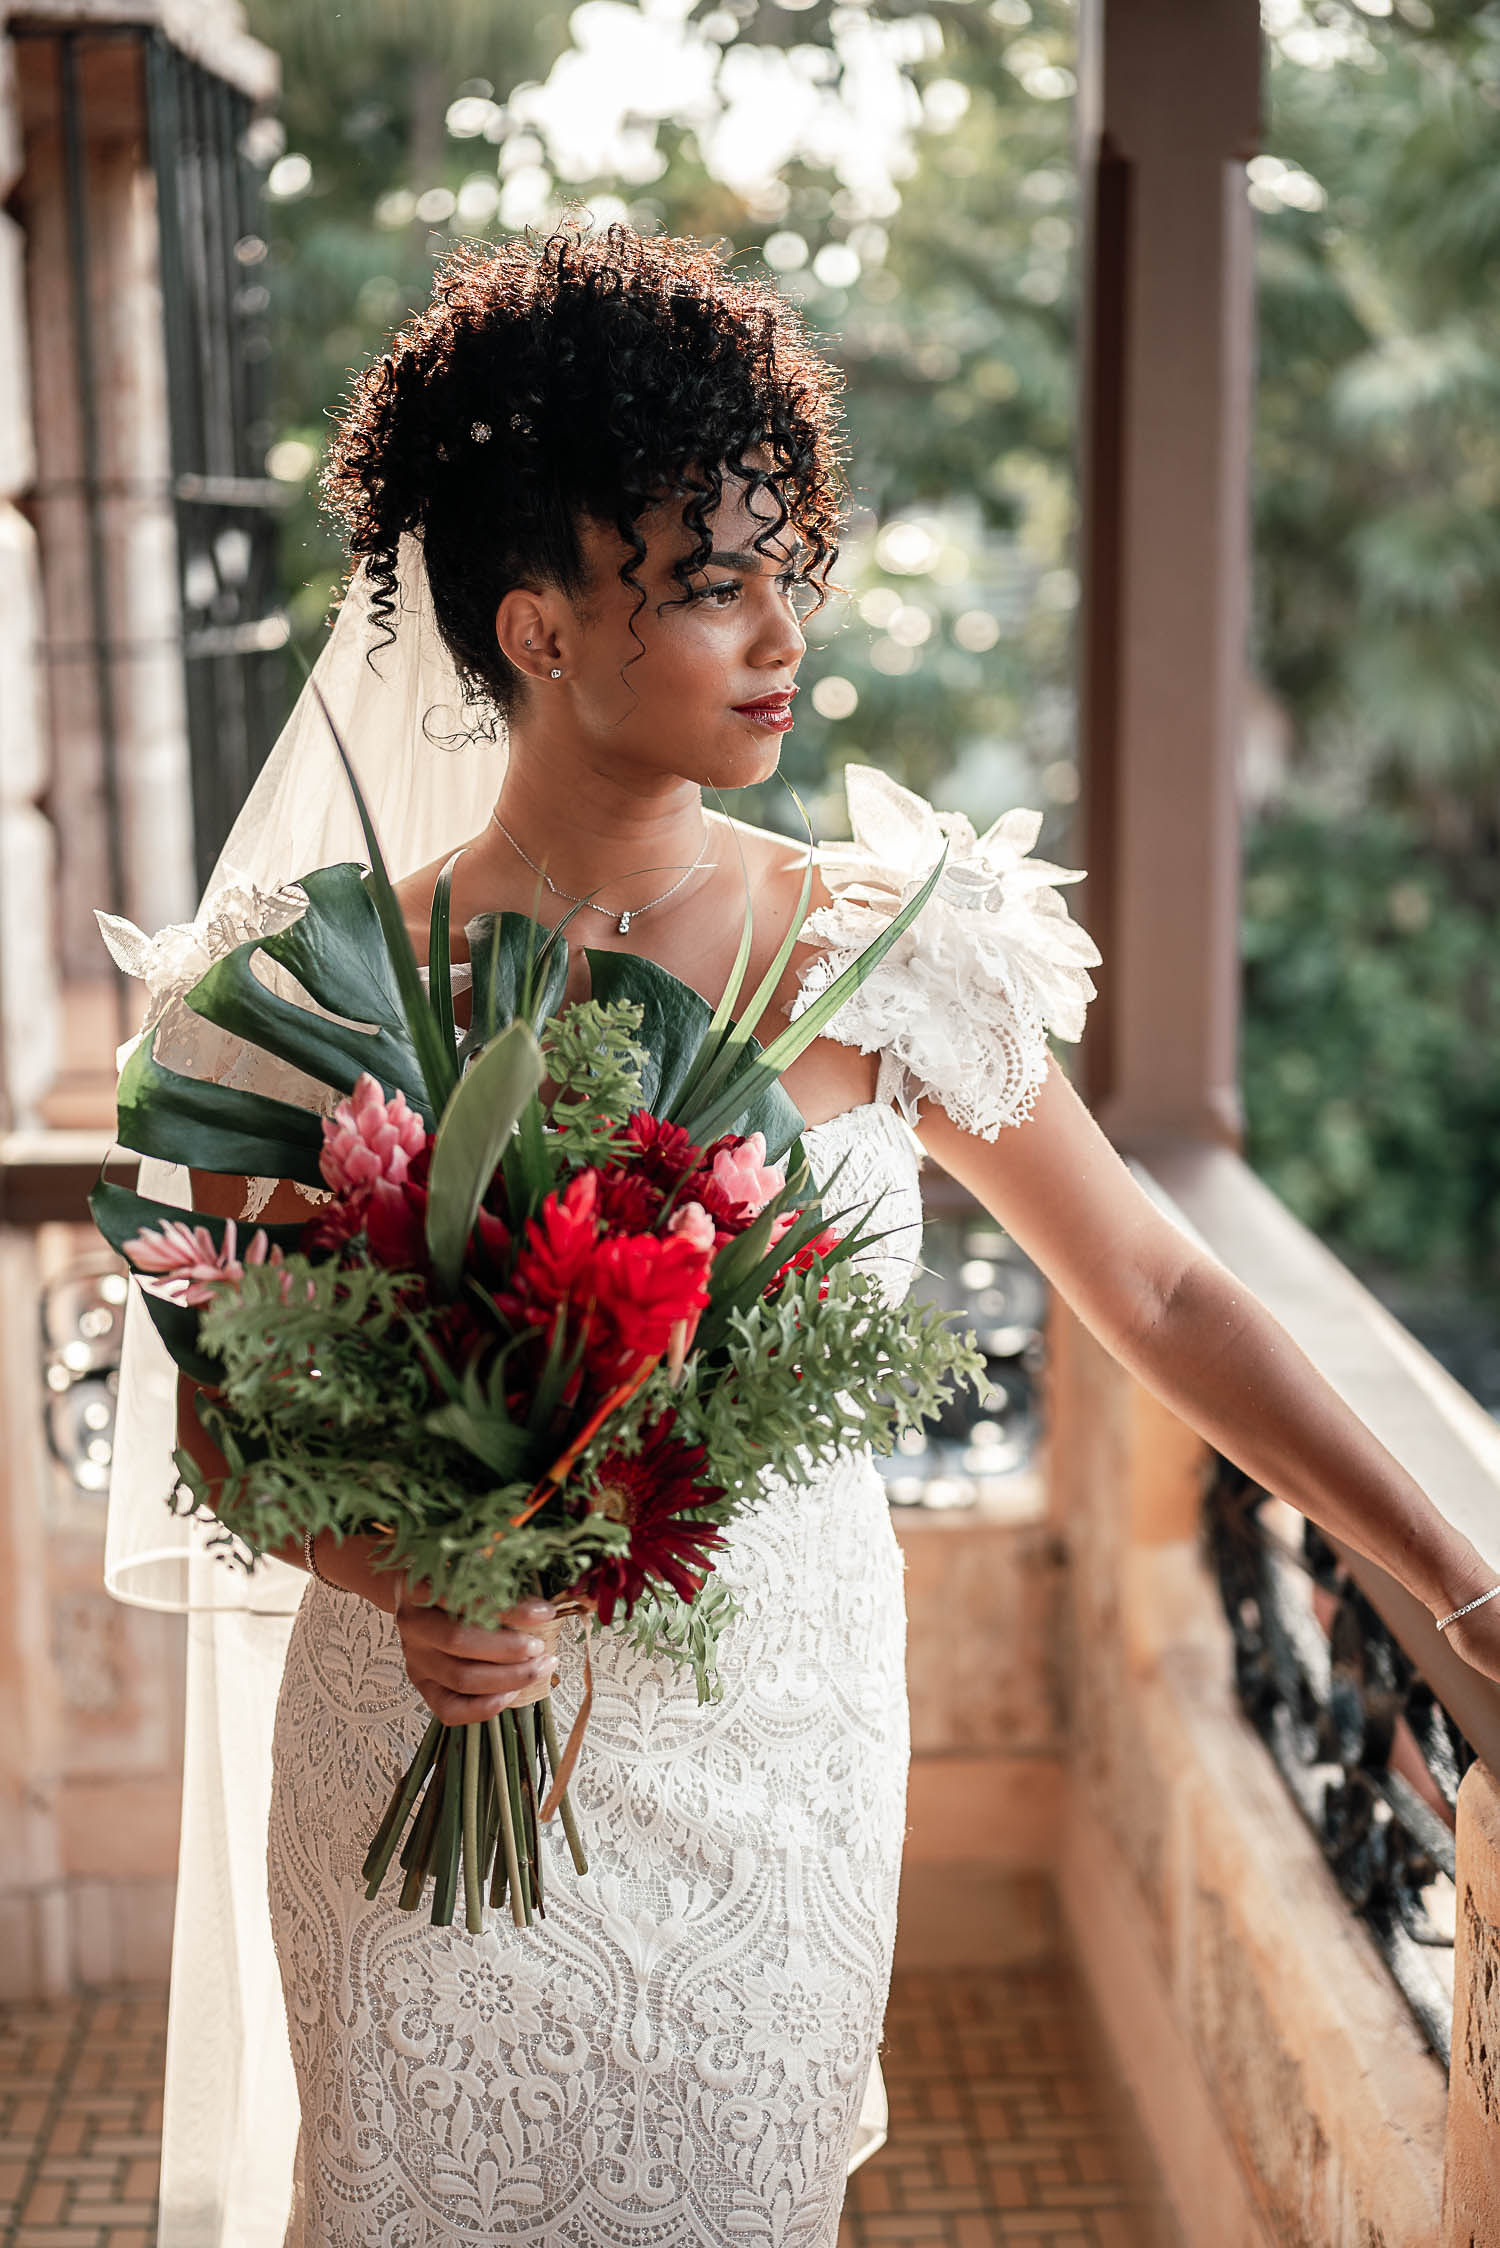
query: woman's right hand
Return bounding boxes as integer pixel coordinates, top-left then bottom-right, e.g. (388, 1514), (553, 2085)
(392, 1583), (560, 1724)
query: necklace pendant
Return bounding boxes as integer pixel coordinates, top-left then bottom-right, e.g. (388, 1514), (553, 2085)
(617, 910), (632, 934)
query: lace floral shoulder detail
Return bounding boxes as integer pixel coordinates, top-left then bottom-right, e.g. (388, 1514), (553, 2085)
(98, 876), (337, 1220)
(788, 763), (1103, 1141)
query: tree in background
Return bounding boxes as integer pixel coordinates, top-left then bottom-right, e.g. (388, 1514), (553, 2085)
(1247, 0), (1500, 1320)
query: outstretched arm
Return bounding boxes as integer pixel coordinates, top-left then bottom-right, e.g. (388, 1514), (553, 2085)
(915, 1060), (1500, 1683)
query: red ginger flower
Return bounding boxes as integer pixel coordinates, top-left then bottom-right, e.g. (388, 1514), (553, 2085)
(584, 1231), (712, 1381)
(775, 1222), (843, 1294)
(498, 1169), (602, 1320)
(320, 1073), (428, 1195)
(497, 1167), (712, 1383)
(571, 1409), (726, 1623)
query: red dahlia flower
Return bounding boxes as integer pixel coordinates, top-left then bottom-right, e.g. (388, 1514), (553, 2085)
(612, 1111), (702, 1187)
(573, 1411), (726, 1623)
(594, 1167), (664, 1233)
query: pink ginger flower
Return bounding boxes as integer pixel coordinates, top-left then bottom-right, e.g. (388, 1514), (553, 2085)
(768, 1209), (800, 1249)
(320, 1072), (427, 1196)
(124, 1217), (276, 1306)
(666, 1201), (717, 1255)
(708, 1130), (785, 1219)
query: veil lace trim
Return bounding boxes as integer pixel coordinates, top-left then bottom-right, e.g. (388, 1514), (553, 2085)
(99, 880), (339, 1221)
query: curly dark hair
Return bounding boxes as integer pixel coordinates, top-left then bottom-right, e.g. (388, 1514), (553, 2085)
(321, 213), (851, 730)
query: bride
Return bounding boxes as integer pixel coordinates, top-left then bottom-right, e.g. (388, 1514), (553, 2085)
(105, 218), (1500, 2246)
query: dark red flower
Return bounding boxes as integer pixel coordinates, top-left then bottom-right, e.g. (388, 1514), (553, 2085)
(364, 1177), (429, 1271)
(594, 1167), (664, 1234)
(612, 1110), (703, 1188)
(570, 1410), (726, 1623)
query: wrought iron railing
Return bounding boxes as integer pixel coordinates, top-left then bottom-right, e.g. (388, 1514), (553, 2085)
(1204, 1455), (1475, 2066)
(144, 29), (288, 888)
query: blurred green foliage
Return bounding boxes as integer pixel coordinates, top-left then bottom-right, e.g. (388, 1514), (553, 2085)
(1243, 809), (1500, 1293)
(1254, 5), (1500, 843)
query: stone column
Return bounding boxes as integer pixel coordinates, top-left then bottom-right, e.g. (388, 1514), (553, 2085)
(1443, 1761), (1500, 2243)
(0, 30), (60, 1128)
(1073, 0), (1262, 1147)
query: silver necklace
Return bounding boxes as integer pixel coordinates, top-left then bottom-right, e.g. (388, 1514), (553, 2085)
(488, 809), (714, 935)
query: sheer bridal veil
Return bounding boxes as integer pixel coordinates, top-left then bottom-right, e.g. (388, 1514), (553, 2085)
(103, 534), (505, 2242)
(102, 531), (886, 2244)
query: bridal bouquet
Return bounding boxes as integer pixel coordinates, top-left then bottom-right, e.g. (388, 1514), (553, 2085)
(93, 726), (984, 1934)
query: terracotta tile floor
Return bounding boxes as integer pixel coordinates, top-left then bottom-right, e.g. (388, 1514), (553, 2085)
(0, 1987), (167, 2247)
(0, 1966), (1147, 2247)
(841, 1966), (1150, 2248)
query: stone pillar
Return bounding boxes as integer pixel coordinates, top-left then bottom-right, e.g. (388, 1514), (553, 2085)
(15, 25), (197, 989)
(1073, 0), (1262, 1147)
(0, 30), (60, 1129)
(1443, 1761), (1500, 2243)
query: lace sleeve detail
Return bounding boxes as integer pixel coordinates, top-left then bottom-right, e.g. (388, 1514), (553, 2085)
(787, 763), (1102, 1141)
(98, 879), (339, 1220)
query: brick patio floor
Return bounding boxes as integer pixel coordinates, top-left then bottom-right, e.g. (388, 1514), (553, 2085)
(1, 1965), (1148, 2246)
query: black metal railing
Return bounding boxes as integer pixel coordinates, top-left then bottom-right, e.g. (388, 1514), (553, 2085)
(144, 29), (287, 887)
(1205, 1456), (1475, 2066)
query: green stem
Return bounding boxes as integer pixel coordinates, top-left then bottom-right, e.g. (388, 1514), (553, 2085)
(480, 1728), (502, 1888)
(429, 1731), (463, 1928)
(499, 1709), (534, 1928)
(539, 1696), (589, 1875)
(488, 1714), (526, 1929)
(398, 1730), (450, 1911)
(363, 1715), (443, 1898)
(515, 1704), (544, 1916)
(461, 1723), (483, 1935)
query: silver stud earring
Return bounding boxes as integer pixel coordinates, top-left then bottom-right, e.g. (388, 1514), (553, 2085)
(549, 667), (563, 679)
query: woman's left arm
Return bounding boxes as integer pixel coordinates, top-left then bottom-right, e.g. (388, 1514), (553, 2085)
(916, 1057), (1500, 1680)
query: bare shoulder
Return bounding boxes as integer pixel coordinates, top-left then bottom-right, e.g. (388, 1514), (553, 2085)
(707, 810), (839, 932)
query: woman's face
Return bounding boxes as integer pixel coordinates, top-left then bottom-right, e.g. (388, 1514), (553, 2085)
(500, 469), (818, 795)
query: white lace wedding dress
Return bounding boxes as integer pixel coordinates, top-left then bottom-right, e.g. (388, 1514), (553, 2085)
(106, 760), (1100, 2248)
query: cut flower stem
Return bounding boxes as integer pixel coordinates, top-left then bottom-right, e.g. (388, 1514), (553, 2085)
(363, 1694), (580, 1934)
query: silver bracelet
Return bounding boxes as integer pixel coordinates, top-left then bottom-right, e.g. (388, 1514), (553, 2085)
(1434, 1580), (1500, 1632)
(304, 1528), (339, 1589)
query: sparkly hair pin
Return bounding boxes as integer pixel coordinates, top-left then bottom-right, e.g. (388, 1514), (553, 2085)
(470, 420), (492, 444)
